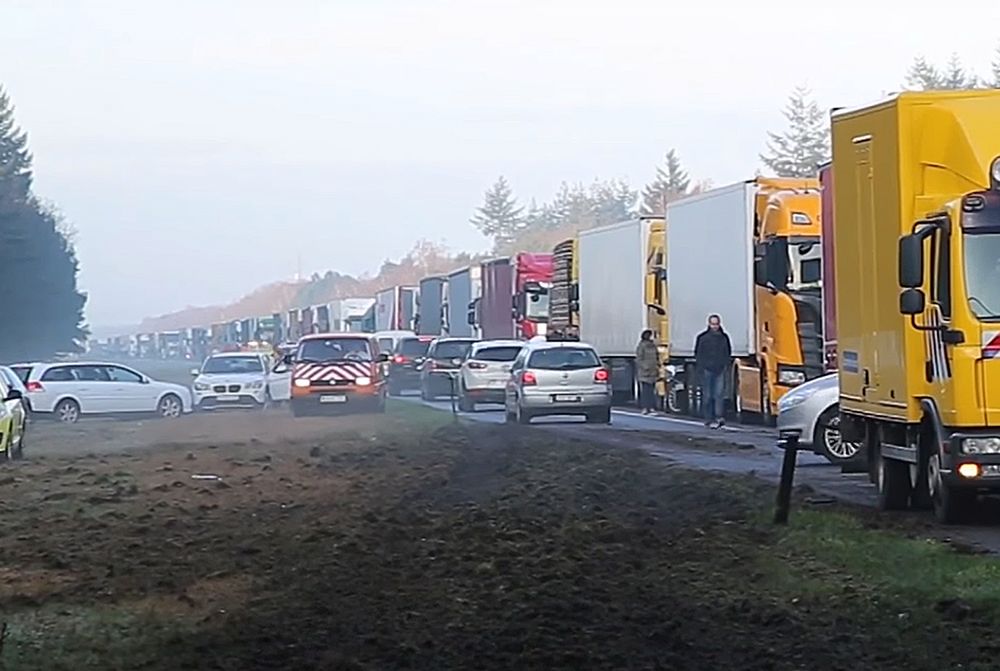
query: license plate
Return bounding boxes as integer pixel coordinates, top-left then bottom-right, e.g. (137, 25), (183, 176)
(320, 395), (347, 404)
(553, 394), (582, 403)
(217, 395), (239, 402)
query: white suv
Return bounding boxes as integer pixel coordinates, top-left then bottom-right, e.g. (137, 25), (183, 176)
(458, 340), (523, 411)
(14, 362), (192, 423)
(191, 352), (290, 410)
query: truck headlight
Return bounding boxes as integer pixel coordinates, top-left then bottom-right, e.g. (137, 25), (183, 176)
(962, 437), (1000, 454)
(991, 156), (1000, 189)
(777, 368), (806, 386)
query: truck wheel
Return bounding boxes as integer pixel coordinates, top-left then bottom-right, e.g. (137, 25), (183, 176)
(928, 453), (975, 523)
(876, 451), (912, 510)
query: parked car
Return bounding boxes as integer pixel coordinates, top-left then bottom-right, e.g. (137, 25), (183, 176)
(504, 341), (611, 424)
(0, 365), (30, 413)
(15, 362), (193, 423)
(776, 372), (860, 465)
(0, 371), (27, 459)
(420, 337), (477, 400)
(387, 335), (434, 396)
(458, 340), (523, 411)
(191, 351), (290, 410)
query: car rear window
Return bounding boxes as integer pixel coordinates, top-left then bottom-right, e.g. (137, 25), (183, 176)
(298, 338), (372, 362)
(10, 366), (31, 383)
(398, 339), (431, 357)
(40, 366), (74, 382)
(431, 340), (473, 359)
(473, 346), (522, 362)
(528, 347), (600, 370)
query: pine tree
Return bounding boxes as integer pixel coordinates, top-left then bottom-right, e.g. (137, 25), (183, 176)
(943, 53), (978, 89)
(905, 53), (978, 90)
(469, 176), (524, 250)
(905, 56), (943, 90)
(991, 44), (1000, 88)
(0, 86), (87, 360)
(760, 86), (830, 178)
(641, 149), (690, 216)
(0, 87), (32, 210)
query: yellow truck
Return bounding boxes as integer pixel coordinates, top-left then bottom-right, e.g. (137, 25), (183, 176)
(664, 178), (824, 421)
(644, 220), (671, 404)
(833, 90), (1000, 522)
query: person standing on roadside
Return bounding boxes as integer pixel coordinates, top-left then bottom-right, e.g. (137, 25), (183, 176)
(635, 329), (660, 415)
(694, 314), (732, 428)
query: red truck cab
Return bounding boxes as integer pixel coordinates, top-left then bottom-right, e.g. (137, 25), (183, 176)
(476, 253), (553, 340)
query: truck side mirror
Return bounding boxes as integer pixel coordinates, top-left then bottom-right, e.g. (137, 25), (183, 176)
(899, 288), (925, 315)
(898, 235), (923, 288)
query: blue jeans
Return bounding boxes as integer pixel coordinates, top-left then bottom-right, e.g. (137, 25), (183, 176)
(701, 369), (725, 422)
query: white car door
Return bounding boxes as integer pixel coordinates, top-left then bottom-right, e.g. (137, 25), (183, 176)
(105, 365), (155, 412)
(265, 355), (291, 402)
(68, 365), (115, 413)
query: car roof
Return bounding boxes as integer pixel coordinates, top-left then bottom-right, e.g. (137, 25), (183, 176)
(472, 339), (523, 350)
(206, 351), (264, 358)
(299, 332), (373, 342)
(523, 340), (597, 352)
(33, 361), (138, 368)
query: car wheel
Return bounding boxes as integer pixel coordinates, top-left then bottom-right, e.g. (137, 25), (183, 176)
(816, 408), (860, 465)
(55, 399), (80, 424)
(158, 394), (183, 419)
(517, 404), (532, 425)
(388, 381), (401, 397)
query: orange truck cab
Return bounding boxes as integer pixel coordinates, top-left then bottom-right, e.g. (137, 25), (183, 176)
(286, 333), (389, 416)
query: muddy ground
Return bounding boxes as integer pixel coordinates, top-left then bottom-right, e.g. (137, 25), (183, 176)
(3, 403), (1000, 670)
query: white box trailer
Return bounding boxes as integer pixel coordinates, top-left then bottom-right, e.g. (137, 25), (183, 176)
(665, 181), (756, 358)
(578, 218), (652, 398)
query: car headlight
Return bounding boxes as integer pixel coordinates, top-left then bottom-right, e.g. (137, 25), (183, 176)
(777, 388), (816, 412)
(962, 437), (1000, 454)
(777, 368), (806, 386)
(193, 382), (210, 391)
(355, 376), (372, 386)
(294, 378), (311, 388)
(246, 381), (264, 390)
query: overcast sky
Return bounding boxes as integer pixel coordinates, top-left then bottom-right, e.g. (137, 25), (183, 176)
(3, 0), (999, 328)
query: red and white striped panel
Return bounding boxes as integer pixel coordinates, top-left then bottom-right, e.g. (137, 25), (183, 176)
(294, 362), (372, 382)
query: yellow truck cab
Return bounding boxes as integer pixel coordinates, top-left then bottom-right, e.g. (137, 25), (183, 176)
(832, 90), (1000, 522)
(644, 220), (670, 402)
(741, 179), (825, 421)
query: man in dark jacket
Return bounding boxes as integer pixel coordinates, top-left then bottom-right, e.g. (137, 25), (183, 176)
(694, 314), (732, 428)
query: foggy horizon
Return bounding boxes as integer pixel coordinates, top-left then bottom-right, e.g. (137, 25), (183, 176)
(4, 0), (998, 329)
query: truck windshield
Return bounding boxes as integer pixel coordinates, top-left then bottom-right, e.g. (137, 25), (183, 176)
(525, 290), (550, 321)
(788, 238), (821, 291)
(964, 232), (1000, 319)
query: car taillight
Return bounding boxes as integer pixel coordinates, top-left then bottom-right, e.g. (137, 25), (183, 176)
(427, 360), (436, 370)
(594, 368), (609, 383)
(468, 361), (487, 370)
(393, 355), (408, 364)
(522, 371), (537, 386)
(26, 381), (43, 393)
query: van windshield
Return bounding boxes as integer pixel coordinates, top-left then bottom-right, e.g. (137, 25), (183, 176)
(298, 338), (372, 362)
(964, 232), (1000, 319)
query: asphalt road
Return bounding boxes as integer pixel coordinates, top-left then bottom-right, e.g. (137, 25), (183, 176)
(401, 392), (1000, 554)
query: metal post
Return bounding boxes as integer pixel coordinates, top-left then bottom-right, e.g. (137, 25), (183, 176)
(773, 432), (800, 525)
(449, 374), (458, 418)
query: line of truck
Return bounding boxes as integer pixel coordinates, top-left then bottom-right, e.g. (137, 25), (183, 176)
(94, 88), (1000, 521)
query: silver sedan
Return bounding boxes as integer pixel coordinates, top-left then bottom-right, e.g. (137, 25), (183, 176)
(776, 372), (860, 465)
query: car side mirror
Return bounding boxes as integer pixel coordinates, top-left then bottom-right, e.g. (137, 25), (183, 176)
(899, 288), (925, 315)
(282, 354), (294, 365)
(5, 389), (22, 402)
(377, 353), (390, 363)
(190, 368), (200, 376)
(140, 376), (150, 385)
(898, 234), (923, 288)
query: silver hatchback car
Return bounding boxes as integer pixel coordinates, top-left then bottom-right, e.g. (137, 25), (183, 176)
(505, 341), (612, 424)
